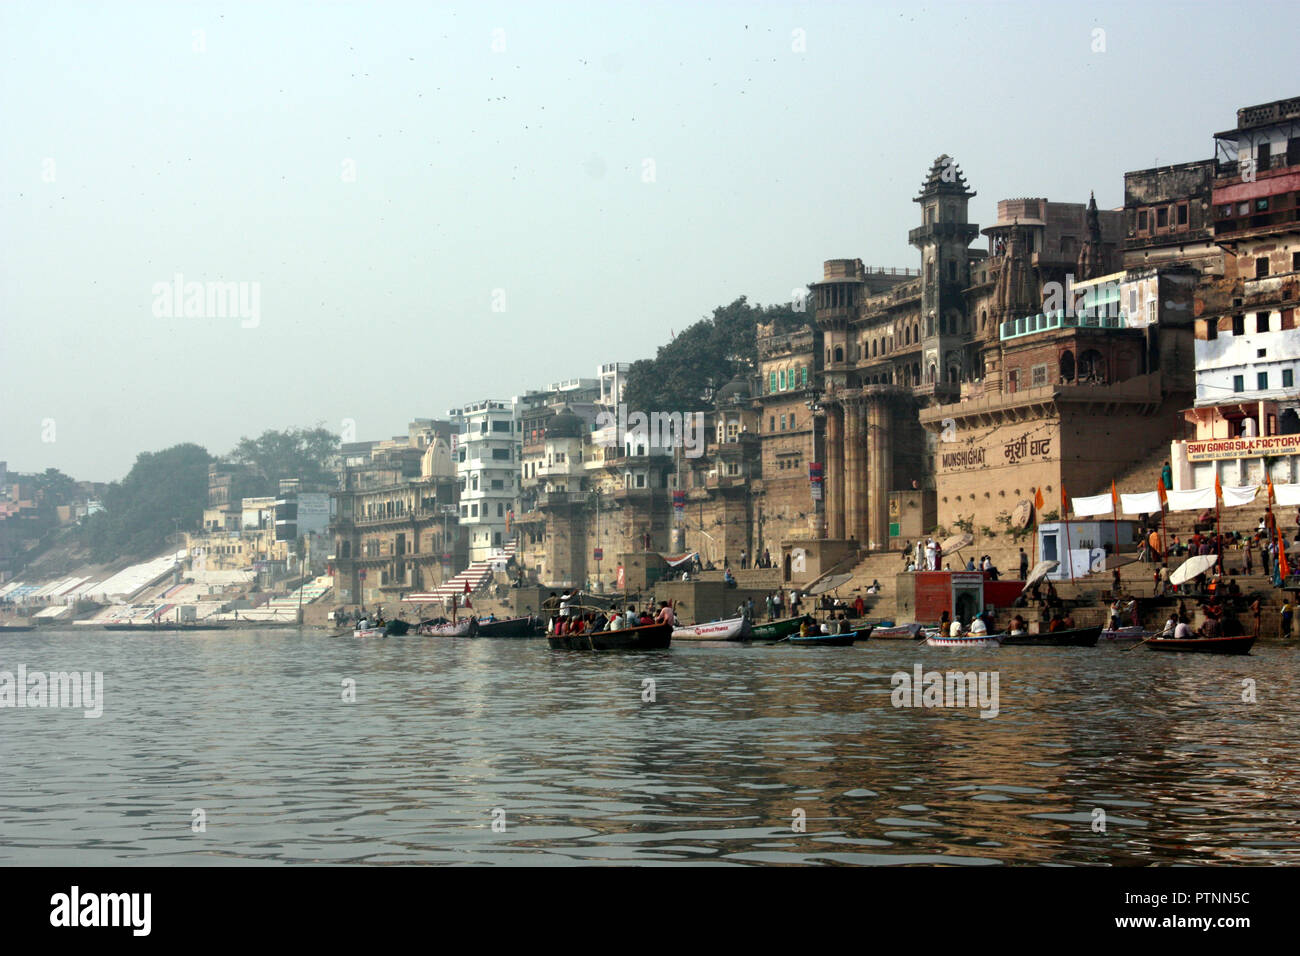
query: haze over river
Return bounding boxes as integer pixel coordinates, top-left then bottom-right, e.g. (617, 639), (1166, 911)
(2, 629), (1296, 865)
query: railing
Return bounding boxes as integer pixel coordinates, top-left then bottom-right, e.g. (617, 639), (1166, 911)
(1000, 310), (1127, 341)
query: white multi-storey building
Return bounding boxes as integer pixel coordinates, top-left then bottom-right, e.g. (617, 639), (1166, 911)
(448, 399), (520, 562)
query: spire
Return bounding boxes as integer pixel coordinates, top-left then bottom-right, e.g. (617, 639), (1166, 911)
(1076, 190), (1107, 280)
(915, 154), (975, 200)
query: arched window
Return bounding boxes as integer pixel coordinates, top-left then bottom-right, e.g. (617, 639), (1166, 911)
(834, 346), (844, 363)
(980, 310), (987, 331)
(871, 340), (877, 357)
(779, 369), (786, 390)
(1079, 349), (1107, 383)
(1059, 350), (1075, 382)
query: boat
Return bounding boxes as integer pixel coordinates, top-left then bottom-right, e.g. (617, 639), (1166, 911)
(473, 615), (542, 637)
(1145, 634), (1256, 655)
(101, 622), (230, 631)
(925, 631), (1006, 648)
(0, 624), (36, 632)
(851, 624), (874, 642)
(416, 618), (475, 637)
(354, 619), (411, 638)
(547, 620), (672, 650)
(788, 630), (857, 647)
(1100, 625), (1150, 642)
(1002, 625), (1101, 647)
(747, 615), (805, 641)
(870, 622), (924, 640)
(672, 616), (752, 641)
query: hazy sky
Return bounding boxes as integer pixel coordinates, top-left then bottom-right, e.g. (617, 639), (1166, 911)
(3, 1), (1298, 482)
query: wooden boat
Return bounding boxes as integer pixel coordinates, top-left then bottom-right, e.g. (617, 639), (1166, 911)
(354, 619), (411, 638)
(851, 624), (874, 642)
(416, 618), (475, 637)
(788, 631), (856, 647)
(102, 622), (229, 631)
(925, 631), (1006, 648)
(473, 616), (542, 637)
(672, 616), (752, 641)
(1145, 634), (1256, 655)
(547, 620), (672, 650)
(1002, 625), (1101, 647)
(1100, 625), (1149, 642)
(0, 624), (36, 632)
(871, 622), (923, 640)
(747, 615), (805, 641)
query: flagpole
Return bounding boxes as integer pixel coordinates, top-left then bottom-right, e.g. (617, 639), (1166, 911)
(1111, 480), (1120, 570)
(1214, 473), (1223, 577)
(1062, 482), (1074, 582)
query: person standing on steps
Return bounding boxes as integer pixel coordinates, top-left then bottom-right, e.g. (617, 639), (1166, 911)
(1019, 547), (1029, 580)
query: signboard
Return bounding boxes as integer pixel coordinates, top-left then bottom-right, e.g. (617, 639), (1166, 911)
(809, 462), (824, 501)
(939, 429), (1054, 472)
(1185, 434), (1300, 462)
(672, 490), (685, 512)
(593, 548), (604, 560)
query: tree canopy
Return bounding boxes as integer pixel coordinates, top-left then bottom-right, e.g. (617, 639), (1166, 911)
(224, 425), (340, 498)
(82, 443), (213, 562)
(622, 296), (808, 412)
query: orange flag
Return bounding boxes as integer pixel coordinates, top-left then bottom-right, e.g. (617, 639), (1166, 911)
(1268, 475), (1276, 504)
(1061, 480), (1068, 517)
(1214, 472), (1222, 499)
(1111, 480), (1119, 514)
(1157, 478), (1168, 505)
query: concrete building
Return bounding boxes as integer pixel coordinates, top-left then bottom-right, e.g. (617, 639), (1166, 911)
(1170, 95), (1300, 489)
(330, 420), (463, 606)
(449, 399), (520, 562)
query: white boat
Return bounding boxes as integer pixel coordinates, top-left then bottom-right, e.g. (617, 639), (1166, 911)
(418, 619), (475, 637)
(354, 626), (386, 639)
(672, 616), (753, 641)
(925, 631), (1006, 648)
(1100, 625), (1150, 642)
(871, 622), (924, 640)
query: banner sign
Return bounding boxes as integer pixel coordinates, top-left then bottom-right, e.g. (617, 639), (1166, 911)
(1185, 434), (1300, 462)
(809, 462), (824, 501)
(672, 490), (685, 511)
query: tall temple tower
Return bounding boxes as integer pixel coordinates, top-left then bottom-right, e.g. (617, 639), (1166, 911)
(910, 155), (978, 392)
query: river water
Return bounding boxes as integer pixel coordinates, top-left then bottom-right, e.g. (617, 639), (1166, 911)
(2, 628), (1296, 865)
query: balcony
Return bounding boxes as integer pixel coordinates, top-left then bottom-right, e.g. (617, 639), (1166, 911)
(999, 309), (1127, 342)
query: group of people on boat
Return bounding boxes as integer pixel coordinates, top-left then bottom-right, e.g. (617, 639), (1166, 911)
(547, 599), (676, 636)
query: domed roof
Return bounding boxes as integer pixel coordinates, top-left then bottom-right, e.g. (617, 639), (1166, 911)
(716, 375), (752, 403)
(545, 406), (585, 439)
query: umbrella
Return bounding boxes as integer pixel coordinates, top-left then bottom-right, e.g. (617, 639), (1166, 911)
(1021, 560), (1059, 592)
(1169, 553), (1219, 586)
(808, 572), (854, 595)
(939, 532), (974, 554)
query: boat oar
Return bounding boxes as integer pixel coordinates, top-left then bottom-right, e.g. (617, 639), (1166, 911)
(1123, 633), (1160, 651)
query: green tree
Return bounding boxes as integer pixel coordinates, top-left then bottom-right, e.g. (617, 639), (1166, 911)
(623, 296), (808, 411)
(225, 425), (340, 496)
(82, 443), (212, 562)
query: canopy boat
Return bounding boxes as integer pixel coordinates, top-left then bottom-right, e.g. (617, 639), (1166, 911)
(788, 630), (857, 647)
(871, 622), (923, 640)
(747, 615), (805, 641)
(1002, 625), (1101, 647)
(925, 631), (1006, 648)
(473, 615), (542, 637)
(1145, 634), (1256, 655)
(548, 620), (672, 650)
(672, 616), (752, 641)
(417, 618), (475, 637)
(1100, 625), (1150, 642)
